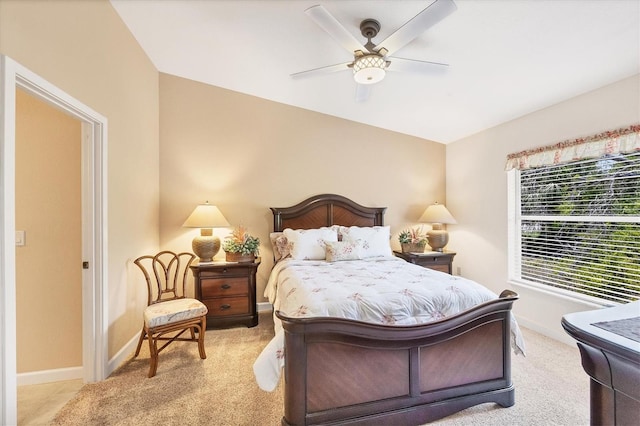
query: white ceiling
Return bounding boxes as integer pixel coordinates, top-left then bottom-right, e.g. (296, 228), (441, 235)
(110, 0), (640, 144)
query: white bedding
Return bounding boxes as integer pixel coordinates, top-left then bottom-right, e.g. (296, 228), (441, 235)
(253, 256), (526, 391)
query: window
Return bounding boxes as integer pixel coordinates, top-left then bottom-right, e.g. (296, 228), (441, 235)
(509, 150), (640, 304)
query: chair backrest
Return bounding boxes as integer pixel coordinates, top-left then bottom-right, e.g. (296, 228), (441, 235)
(134, 251), (196, 305)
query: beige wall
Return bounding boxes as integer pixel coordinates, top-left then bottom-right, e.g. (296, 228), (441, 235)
(15, 89), (82, 373)
(0, 0), (160, 360)
(158, 74), (446, 301)
(446, 74), (640, 343)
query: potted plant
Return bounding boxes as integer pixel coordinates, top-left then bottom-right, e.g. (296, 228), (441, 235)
(398, 227), (427, 253)
(222, 226), (260, 262)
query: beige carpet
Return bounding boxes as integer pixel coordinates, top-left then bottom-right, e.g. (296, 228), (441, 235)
(52, 312), (589, 425)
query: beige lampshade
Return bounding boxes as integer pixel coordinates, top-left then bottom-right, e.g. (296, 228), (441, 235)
(419, 203), (457, 225)
(183, 202), (230, 262)
(419, 203), (457, 252)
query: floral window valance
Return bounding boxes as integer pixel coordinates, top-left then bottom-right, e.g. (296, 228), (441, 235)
(505, 124), (640, 171)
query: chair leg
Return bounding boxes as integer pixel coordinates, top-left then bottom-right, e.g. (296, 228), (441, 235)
(140, 319), (206, 377)
(198, 317), (207, 360)
(147, 333), (159, 378)
(134, 328), (146, 357)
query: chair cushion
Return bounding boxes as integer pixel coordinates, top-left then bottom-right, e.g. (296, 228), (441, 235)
(144, 298), (208, 329)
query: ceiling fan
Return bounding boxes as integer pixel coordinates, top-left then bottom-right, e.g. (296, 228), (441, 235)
(292, 0), (457, 101)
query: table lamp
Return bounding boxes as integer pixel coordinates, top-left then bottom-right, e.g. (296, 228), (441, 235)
(419, 202), (457, 252)
(182, 202), (230, 262)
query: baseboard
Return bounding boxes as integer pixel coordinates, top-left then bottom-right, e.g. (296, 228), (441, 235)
(17, 366), (83, 386)
(107, 332), (140, 377)
(16, 336), (139, 385)
(257, 302), (273, 313)
(514, 315), (576, 347)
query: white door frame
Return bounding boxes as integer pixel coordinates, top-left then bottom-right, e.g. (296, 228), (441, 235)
(0, 55), (108, 425)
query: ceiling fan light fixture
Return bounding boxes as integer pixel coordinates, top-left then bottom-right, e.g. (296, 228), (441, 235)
(352, 54), (386, 85)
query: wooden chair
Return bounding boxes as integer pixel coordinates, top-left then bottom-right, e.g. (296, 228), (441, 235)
(133, 251), (208, 377)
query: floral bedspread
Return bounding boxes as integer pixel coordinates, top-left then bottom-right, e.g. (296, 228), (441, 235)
(253, 256), (525, 391)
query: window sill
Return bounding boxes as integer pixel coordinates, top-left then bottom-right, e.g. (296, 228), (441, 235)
(509, 279), (616, 309)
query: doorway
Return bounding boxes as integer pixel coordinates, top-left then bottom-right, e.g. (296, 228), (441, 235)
(0, 55), (108, 425)
(15, 89), (83, 382)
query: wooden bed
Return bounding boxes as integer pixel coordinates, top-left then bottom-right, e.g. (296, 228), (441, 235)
(270, 194), (518, 426)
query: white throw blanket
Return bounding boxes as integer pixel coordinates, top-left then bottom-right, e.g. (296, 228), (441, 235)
(253, 256), (526, 391)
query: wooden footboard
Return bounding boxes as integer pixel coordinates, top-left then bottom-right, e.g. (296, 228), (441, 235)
(277, 290), (518, 426)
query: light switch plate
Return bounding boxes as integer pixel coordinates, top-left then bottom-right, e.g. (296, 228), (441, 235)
(15, 230), (25, 246)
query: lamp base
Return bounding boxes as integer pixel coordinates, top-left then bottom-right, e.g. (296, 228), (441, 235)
(427, 224), (449, 252)
(192, 228), (220, 262)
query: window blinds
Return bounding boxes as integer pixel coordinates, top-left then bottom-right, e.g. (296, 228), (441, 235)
(518, 151), (639, 303)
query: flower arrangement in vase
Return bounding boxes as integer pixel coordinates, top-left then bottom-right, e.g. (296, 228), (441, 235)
(222, 226), (260, 262)
(398, 227), (428, 253)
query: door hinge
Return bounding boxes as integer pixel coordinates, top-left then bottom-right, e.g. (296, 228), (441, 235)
(82, 261), (89, 269)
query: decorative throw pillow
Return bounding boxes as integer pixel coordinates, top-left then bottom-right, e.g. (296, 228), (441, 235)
(339, 226), (392, 258)
(323, 240), (363, 262)
(269, 232), (283, 261)
(275, 235), (290, 260)
(269, 232), (291, 262)
(283, 227), (338, 260)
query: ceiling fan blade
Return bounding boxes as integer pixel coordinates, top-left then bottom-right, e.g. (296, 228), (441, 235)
(375, 0), (457, 56)
(355, 84), (372, 103)
(291, 62), (352, 79)
(387, 57), (449, 73)
(305, 5), (367, 54)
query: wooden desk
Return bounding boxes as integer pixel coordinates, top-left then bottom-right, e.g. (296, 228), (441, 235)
(562, 302), (640, 425)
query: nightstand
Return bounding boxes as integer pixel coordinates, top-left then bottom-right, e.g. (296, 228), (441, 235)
(190, 259), (260, 328)
(393, 251), (456, 275)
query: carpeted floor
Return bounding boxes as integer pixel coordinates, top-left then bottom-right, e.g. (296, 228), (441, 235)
(51, 312), (589, 425)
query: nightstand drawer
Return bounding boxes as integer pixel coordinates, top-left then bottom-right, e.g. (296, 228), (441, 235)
(416, 256), (450, 266)
(426, 264), (450, 273)
(199, 266), (250, 278)
(201, 277), (248, 298)
(204, 297), (249, 316)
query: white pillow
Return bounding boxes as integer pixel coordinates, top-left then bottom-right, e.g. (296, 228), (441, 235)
(323, 240), (363, 262)
(339, 226), (392, 258)
(283, 227), (338, 260)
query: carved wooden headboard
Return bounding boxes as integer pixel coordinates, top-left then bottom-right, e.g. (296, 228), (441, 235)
(271, 194), (386, 232)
